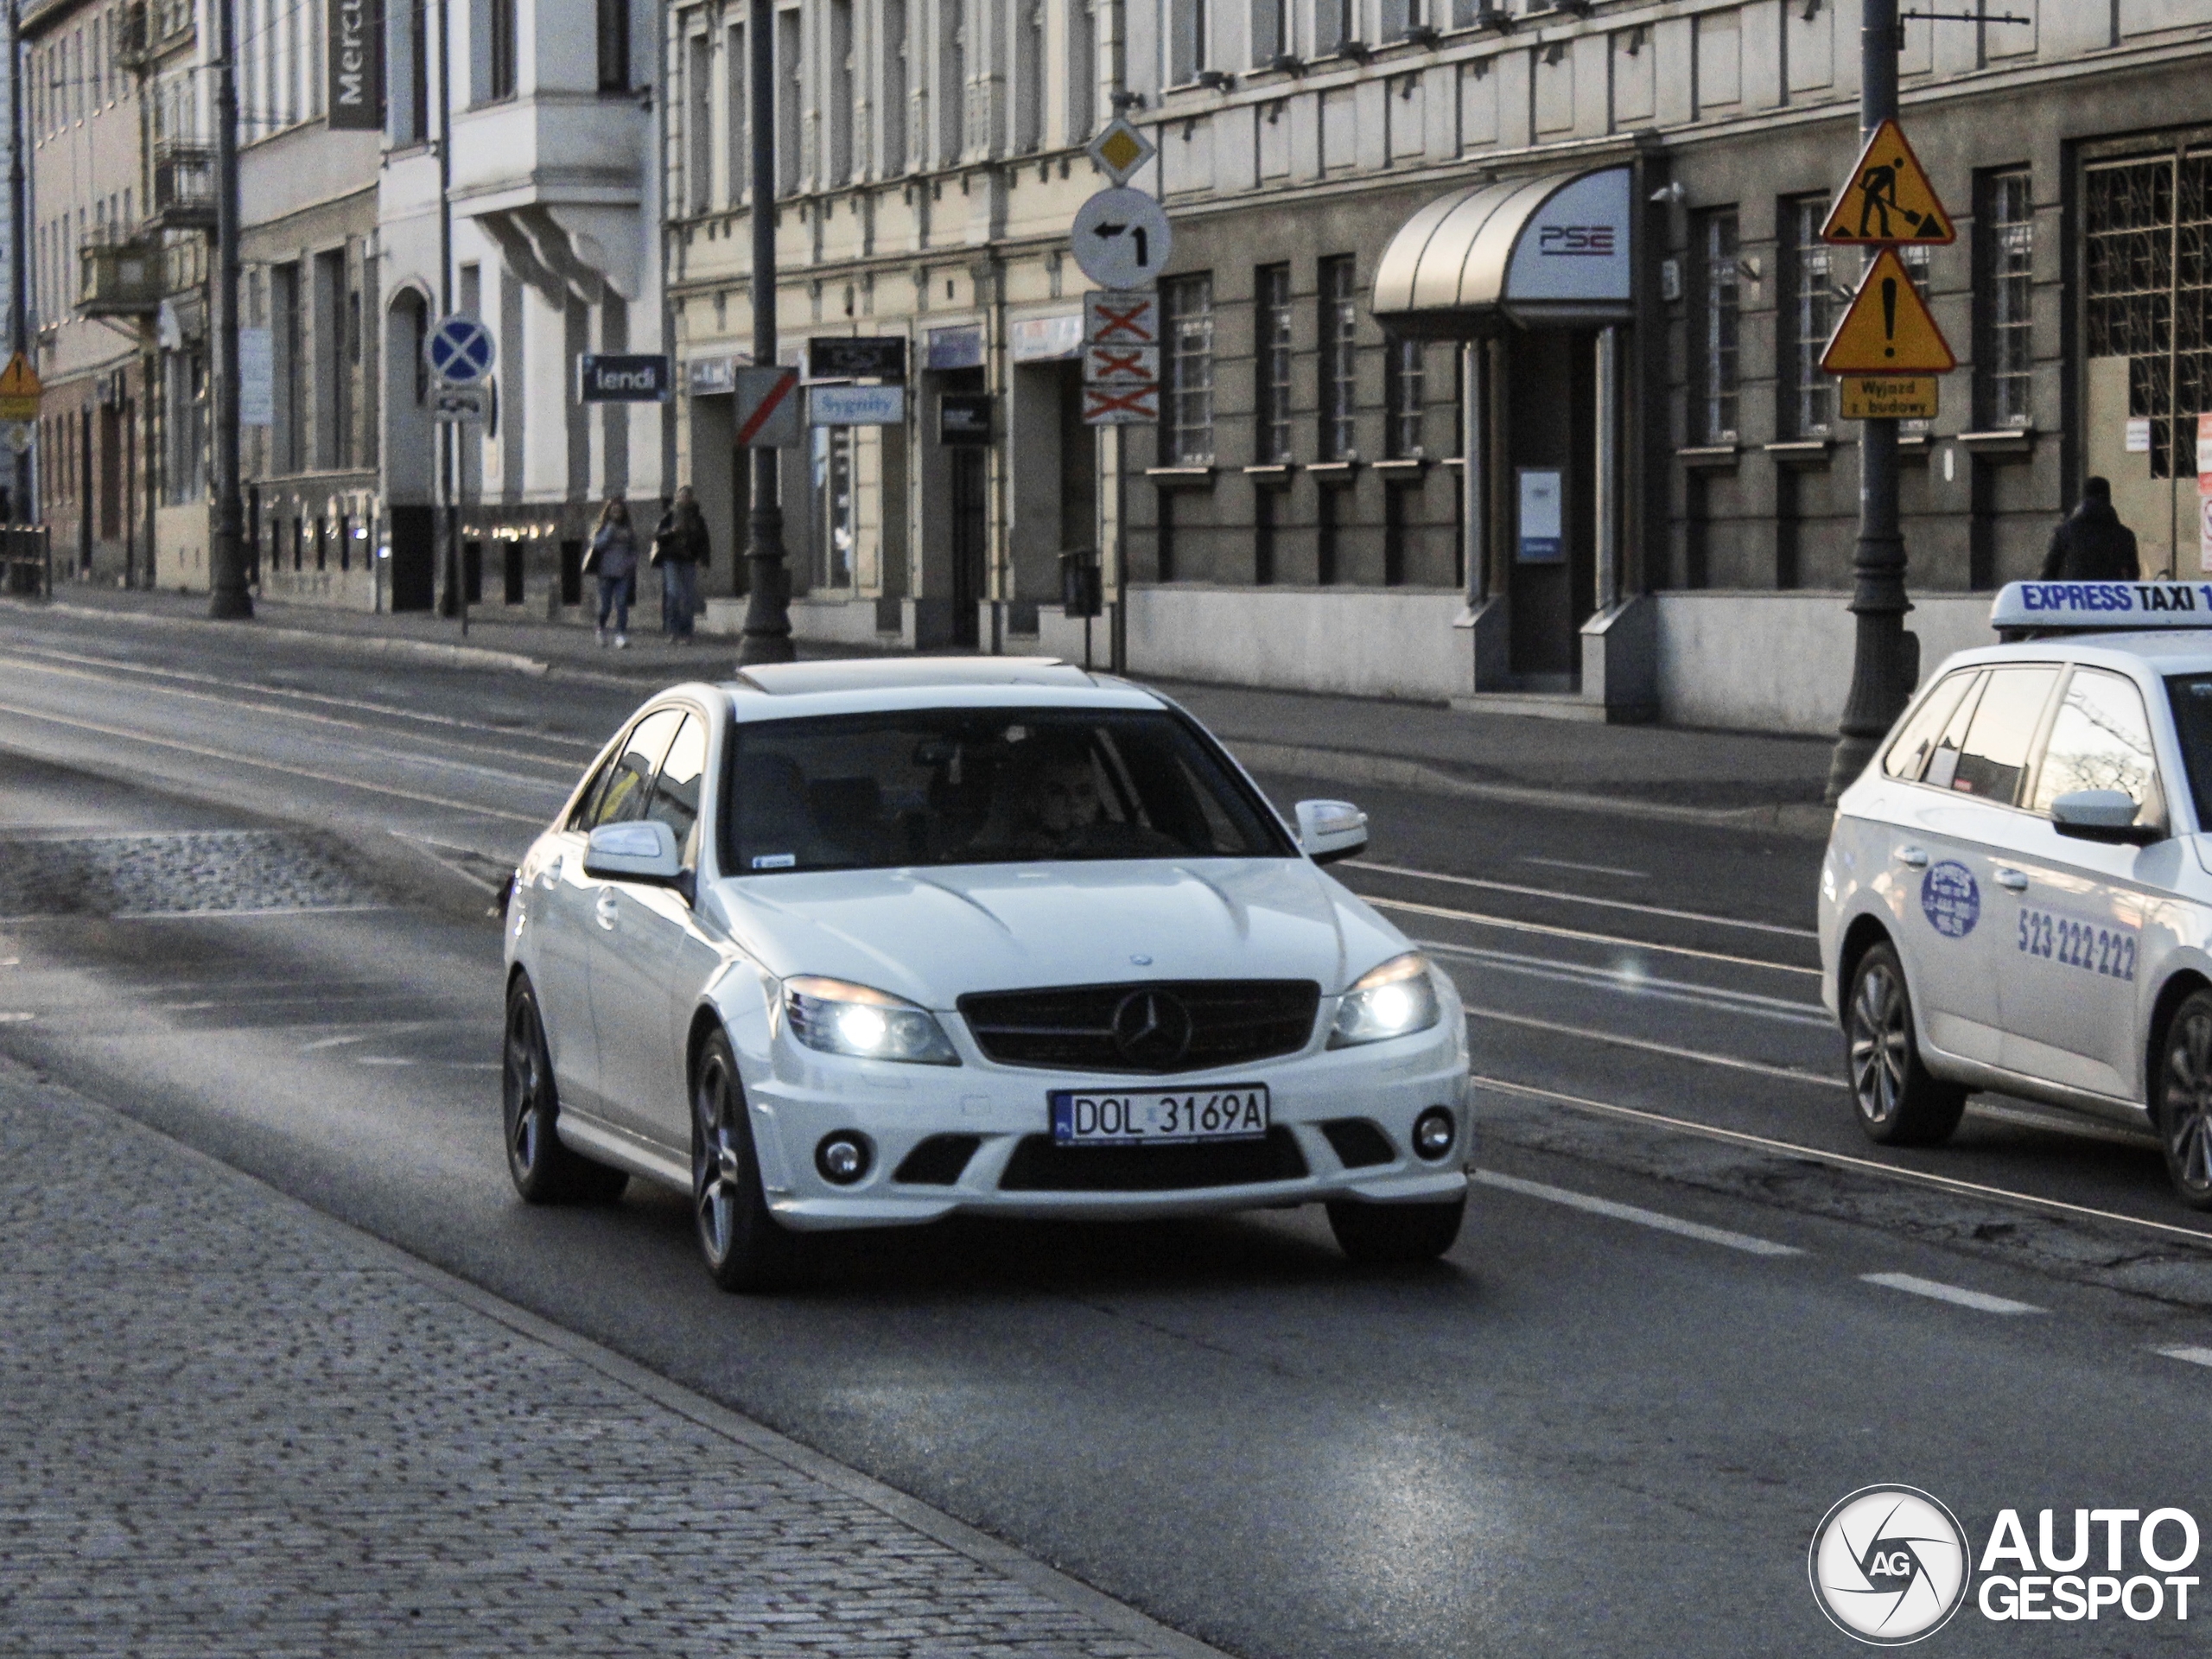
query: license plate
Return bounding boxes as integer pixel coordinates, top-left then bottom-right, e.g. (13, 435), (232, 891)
(1049, 1084), (1271, 1146)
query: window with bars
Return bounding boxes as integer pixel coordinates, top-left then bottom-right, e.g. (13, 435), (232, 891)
(1386, 337), (1424, 457)
(2086, 153), (2212, 481)
(1255, 264), (1293, 464)
(1787, 197), (1836, 438)
(1698, 208), (1740, 443)
(1982, 170), (2034, 429)
(1162, 274), (1215, 465)
(1319, 255), (1358, 460)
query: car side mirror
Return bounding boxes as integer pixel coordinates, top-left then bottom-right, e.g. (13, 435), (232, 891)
(2050, 789), (2163, 846)
(583, 818), (686, 883)
(1296, 799), (1369, 865)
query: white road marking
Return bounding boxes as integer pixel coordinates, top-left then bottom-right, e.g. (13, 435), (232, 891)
(1472, 1168), (1805, 1256)
(1463, 1003), (1845, 1086)
(1468, 1071), (2212, 1248)
(1348, 858), (1820, 939)
(2155, 1347), (2212, 1369)
(1424, 938), (1833, 1027)
(1520, 856), (1649, 880)
(1372, 893), (1820, 976)
(1860, 1273), (2044, 1315)
(0, 1011), (32, 1021)
(354, 1056), (419, 1066)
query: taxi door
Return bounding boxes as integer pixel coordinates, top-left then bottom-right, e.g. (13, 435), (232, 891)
(590, 710), (724, 1147)
(1991, 665), (2170, 1100)
(1893, 664), (2063, 1067)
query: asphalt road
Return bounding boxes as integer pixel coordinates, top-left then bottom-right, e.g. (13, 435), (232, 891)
(4, 603), (2212, 1656)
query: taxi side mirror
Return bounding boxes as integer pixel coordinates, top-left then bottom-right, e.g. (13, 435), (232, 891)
(2050, 789), (2163, 847)
(583, 818), (686, 882)
(1296, 799), (1369, 865)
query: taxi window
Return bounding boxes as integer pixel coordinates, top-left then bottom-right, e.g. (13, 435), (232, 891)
(2164, 675), (2212, 830)
(1944, 665), (2059, 804)
(643, 712), (709, 869)
(1920, 671), (1986, 791)
(2030, 669), (2162, 818)
(574, 709), (684, 831)
(1884, 671), (1976, 781)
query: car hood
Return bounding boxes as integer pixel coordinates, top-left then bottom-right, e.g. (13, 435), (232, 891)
(705, 859), (1408, 1007)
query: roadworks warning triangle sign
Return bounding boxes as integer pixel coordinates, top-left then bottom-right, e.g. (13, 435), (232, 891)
(1822, 119), (1955, 245)
(1821, 248), (1956, 375)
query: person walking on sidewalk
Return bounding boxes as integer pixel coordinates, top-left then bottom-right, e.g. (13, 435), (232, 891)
(585, 496), (639, 648)
(2040, 476), (2141, 582)
(652, 486), (711, 645)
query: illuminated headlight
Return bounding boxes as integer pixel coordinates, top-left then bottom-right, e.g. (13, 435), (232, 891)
(785, 976), (960, 1065)
(1328, 953), (1441, 1047)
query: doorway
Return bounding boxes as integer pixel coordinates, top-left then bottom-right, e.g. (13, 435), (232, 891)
(1503, 328), (1598, 682)
(950, 448), (987, 647)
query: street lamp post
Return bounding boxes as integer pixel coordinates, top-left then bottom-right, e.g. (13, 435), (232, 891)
(7, 0), (29, 537)
(1822, 0), (1910, 801)
(206, 0), (251, 619)
(734, 0), (793, 666)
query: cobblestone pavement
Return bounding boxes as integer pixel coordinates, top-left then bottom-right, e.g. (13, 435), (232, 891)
(0, 1067), (1217, 1658)
(0, 830), (386, 919)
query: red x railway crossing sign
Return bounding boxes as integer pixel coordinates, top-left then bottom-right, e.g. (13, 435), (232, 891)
(1081, 289), (1160, 427)
(1082, 382), (1161, 423)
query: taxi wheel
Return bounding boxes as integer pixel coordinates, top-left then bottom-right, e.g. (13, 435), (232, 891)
(2155, 992), (2212, 1210)
(503, 977), (628, 1205)
(1326, 1195), (1467, 1265)
(1846, 944), (1967, 1147)
(691, 1030), (807, 1293)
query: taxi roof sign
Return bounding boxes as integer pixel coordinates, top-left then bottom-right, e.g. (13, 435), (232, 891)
(1991, 581), (2212, 632)
(1822, 119), (1955, 246)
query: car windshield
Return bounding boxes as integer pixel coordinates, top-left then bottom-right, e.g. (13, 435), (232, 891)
(2164, 674), (2212, 828)
(721, 707), (1295, 873)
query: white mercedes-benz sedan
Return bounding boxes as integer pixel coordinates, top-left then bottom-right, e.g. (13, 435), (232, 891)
(500, 658), (1471, 1289)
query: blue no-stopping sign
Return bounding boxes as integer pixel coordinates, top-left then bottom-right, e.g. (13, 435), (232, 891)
(426, 315), (496, 385)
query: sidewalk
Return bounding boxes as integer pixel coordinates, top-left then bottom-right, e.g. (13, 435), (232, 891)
(19, 584), (1838, 834)
(0, 1056), (1216, 1658)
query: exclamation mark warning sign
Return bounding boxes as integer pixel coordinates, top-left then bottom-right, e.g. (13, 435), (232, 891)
(1822, 248), (1955, 375)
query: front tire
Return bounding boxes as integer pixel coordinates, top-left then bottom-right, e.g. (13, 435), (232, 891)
(1326, 1194), (1466, 1265)
(692, 1030), (806, 1292)
(503, 977), (627, 1204)
(1845, 942), (1967, 1147)
(2155, 990), (2212, 1211)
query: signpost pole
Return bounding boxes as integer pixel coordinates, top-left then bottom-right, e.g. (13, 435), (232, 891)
(7, 0), (28, 542)
(206, 0), (251, 619)
(1824, 0), (1909, 801)
(735, 0), (794, 667)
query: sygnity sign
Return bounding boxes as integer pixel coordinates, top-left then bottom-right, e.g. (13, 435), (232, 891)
(326, 0), (382, 130)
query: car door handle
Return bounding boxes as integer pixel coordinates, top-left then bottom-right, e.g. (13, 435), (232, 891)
(1895, 846), (1931, 868)
(1995, 868), (2030, 892)
(594, 892), (620, 929)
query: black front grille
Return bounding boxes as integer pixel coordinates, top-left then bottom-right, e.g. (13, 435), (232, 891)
(998, 1127), (1309, 1192)
(893, 1135), (982, 1185)
(958, 980), (1321, 1074)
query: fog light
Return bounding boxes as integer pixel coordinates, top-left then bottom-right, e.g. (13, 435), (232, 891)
(1413, 1108), (1456, 1161)
(816, 1133), (871, 1185)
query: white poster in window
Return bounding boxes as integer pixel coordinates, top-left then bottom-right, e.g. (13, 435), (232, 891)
(238, 327), (273, 427)
(2126, 417), (2152, 454)
(1517, 467), (1564, 563)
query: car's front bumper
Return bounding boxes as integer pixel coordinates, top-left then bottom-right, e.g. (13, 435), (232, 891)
(744, 1029), (1473, 1230)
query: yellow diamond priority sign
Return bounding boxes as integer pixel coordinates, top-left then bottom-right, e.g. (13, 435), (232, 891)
(1087, 118), (1155, 186)
(1821, 249), (1956, 375)
(0, 353), (42, 423)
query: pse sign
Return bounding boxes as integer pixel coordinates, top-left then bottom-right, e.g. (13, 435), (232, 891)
(576, 353), (672, 404)
(1538, 224), (1617, 257)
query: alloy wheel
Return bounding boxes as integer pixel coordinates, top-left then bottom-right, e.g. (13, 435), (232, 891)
(2164, 1009), (2212, 1199)
(693, 1054), (743, 1266)
(505, 995), (548, 1177)
(1848, 960), (1907, 1128)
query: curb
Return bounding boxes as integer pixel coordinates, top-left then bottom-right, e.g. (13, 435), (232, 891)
(1224, 736), (1835, 839)
(29, 600), (554, 677)
(0, 1053), (1232, 1659)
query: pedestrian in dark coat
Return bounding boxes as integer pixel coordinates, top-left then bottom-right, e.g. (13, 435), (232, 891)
(584, 496), (639, 647)
(652, 486), (711, 643)
(2039, 477), (2141, 582)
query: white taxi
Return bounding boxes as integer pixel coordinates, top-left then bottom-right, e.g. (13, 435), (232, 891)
(500, 658), (1472, 1289)
(1821, 580), (2212, 1206)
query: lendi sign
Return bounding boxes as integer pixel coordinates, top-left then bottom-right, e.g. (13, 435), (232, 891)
(327, 0), (382, 130)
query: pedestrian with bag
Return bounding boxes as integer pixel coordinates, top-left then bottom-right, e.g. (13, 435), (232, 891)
(583, 495), (639, 648)
(652, 485), (711, 644)
(2039, 476), (2141, 582)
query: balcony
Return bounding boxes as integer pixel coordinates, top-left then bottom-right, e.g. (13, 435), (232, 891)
(79, 238), (162, 316)
(149, 143), (217, 231)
